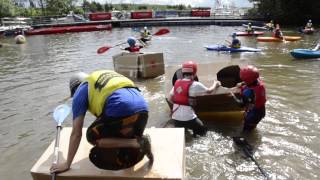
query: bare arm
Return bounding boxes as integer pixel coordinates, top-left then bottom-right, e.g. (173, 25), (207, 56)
(206, 80), (221, 94)
(50, 115), (84, 174)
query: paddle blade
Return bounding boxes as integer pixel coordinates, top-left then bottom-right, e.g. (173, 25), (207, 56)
(153, 28), (170, 36)
(97, 46), (111, 54)
(53, 104), (71, 126)
(217, 65), (241, 88)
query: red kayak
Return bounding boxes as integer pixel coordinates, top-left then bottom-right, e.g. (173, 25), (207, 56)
(26, 24), (112, 35)
(302, 28), (314, 34)
(235, 31), (264, 36)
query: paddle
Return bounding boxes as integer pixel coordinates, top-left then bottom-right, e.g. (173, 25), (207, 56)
(97, 28), (170, 54)
(51, 104), (71, 180)
(233, 137), (269, 179)
(97, 42), (127, 54)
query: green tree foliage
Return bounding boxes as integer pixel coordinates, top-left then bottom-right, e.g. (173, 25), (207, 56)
(0, 0), (15, 18)
(46, 0), (77, 15)
(249, 0), (320, 25)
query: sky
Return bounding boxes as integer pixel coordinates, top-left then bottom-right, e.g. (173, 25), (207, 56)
(96, 0), (253, 8)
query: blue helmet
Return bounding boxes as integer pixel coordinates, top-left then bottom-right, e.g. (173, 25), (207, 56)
(232, 33), (237, 37)
(127, 37), (136, 46)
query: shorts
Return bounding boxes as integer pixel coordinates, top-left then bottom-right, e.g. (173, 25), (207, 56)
(173, 118), (207, 136)
(243, 106), (265, 132)
(86, 112), (148, 170)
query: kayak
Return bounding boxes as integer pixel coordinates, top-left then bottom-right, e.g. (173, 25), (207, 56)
(257, 36), (302, 42)
(26, 24), (112, 35)
(302, 28), (314, 34)
(290, 49), (320, 59)
(205, 44), (261, 52)
(242, 24), (268, 30)
(235, 31), (264, 36)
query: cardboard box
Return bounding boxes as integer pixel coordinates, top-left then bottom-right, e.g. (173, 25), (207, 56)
(113, 52), (140, 79)
(31, 128), (185, 180)
(113, 52), (165, 79)
(139, 52), (165, 78)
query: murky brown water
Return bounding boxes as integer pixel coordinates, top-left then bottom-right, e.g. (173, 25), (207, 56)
(1, 26), (320, 180)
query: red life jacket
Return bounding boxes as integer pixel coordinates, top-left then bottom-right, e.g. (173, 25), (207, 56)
(129, 46), (141, 52)
(173, 79), (193, 105)
(242, 79), (266, 109)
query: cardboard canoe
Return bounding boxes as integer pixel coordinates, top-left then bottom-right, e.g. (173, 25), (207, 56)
(112, 52), (165, 79)
(31, 128), (185, 180)
(166, 86), (244, 122)
(168, 65), (244, 122)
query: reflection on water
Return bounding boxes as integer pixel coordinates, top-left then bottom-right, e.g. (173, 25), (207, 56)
(1, 26), (320, 179)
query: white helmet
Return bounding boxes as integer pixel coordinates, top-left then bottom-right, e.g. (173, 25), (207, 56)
(69, 72), (88, 97)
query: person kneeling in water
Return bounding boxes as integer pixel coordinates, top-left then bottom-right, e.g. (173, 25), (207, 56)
(235, 65), (267, 133)
(124, 37), (144, 53)
(50, 70), (153, 173)
(169, 61), (220, 137)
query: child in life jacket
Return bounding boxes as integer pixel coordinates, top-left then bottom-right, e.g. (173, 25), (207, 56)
(169, 61), (220, 137)
(124, 37), (143, 52)
(236, 65), (267, 132)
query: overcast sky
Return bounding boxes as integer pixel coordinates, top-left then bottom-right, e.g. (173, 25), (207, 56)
(95, 0), (253, 7)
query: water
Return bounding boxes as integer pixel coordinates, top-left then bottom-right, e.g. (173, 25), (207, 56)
(1, 26), (320, 180)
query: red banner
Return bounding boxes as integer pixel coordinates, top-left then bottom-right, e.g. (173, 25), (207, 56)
(191, 10), (210, 17)
(131, 11), (153, 19)
(89, 12), (112, 21)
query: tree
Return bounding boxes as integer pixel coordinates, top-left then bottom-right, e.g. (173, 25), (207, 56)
(46, 0), (77, 15)
(0, 0), (16, 18)
(248, 0), (320, 25)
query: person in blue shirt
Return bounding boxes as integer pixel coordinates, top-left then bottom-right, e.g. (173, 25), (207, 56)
(50, 70), (153, 173)
(230, 33), (241, 49)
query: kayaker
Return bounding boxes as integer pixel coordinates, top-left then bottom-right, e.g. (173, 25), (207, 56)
(265, 20), (275, 31)
(0, 43), (2, 48)
(169, 61), (221, 137)
(230, 33), (241, 49)
(246, 22), (254, 33)
(305, 19), (313, 30)
(124, 37), (144, 52)
(273, 24), (283, 39)
(50, 70), (153, 173)
(236, 65), (267, 133)
(140, 26), (151, 43)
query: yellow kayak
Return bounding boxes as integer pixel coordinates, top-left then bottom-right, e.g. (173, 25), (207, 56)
(257, 36), (302, 42)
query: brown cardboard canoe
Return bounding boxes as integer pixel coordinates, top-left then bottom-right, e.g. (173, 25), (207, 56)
(31, 128), (185, 180)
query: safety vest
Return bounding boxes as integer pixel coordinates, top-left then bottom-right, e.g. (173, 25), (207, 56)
(141, 31), (149, 38)
(173, 79), (193, 105)
(242, 80), (266, 109)
(85, 70), (136, 117)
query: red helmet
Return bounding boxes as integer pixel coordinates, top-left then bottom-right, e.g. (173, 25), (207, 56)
(240, 65), (259, 84)
(182, 61), (197, 75)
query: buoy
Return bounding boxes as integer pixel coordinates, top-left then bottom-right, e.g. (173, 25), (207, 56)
(15, 35), (26, 44)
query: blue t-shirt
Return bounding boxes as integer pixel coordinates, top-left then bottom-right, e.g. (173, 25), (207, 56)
(72, 83), (148, 120)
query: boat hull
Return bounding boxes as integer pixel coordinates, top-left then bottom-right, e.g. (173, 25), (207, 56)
(205, 45), (261, 52)
(257, 36), (302, 42)
(26, 24), (112, 35)
(235, 31), (264, 36)
(290, 49), (320, 59)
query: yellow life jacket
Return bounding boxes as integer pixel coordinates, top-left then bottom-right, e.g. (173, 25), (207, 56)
(141, 31), (149, 38)
(85, 70), (136, 117)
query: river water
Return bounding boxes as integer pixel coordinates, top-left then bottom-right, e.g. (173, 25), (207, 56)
(0, 26), (320, 180)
